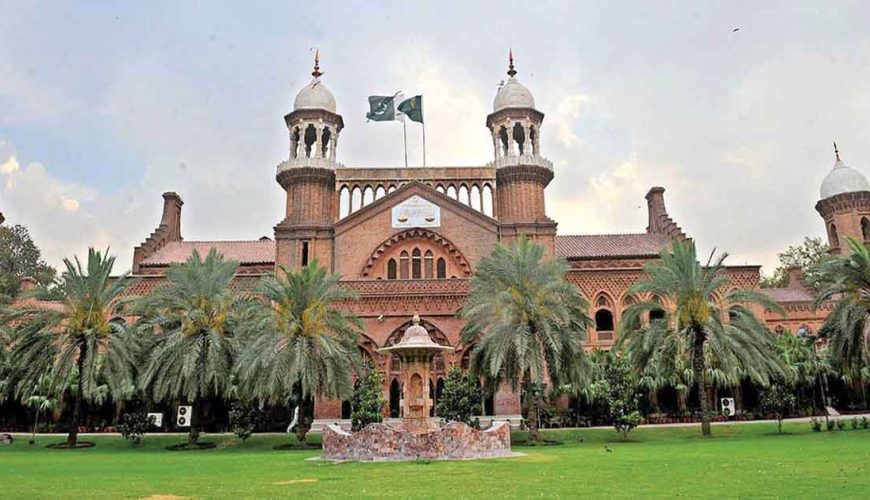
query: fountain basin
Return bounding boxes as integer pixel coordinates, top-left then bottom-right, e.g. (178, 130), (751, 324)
(321, 421), (512, 461)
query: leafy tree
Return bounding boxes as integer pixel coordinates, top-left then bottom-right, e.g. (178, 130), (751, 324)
(436, 366), (483, 428)
(619, 240), (787, 436)
(2, 248), (136, 447)
(117, 410), (155, 445)
(590, 350), (641, 440)
(815, 237), (870, 375)
(23, 373), (57, 444)
(136, 249), (247, 446)
(460, 237), (591, 443)
(760, 237), (829, 289)
(236, 261), (361, 446)
(775, 330), (831, 410)
(0, 224), (58, 304)
(350, 361), (386, 431)
(228, 401), (259, 441)
(760, 379), (797, 434)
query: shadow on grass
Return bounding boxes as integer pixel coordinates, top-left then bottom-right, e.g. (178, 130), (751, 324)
(45, 441), (96, 449)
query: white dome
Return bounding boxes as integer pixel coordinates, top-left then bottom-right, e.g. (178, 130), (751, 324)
(293, 78), (337, 113)
(820, 160), (870, 199)
(493, 77), (535, 112)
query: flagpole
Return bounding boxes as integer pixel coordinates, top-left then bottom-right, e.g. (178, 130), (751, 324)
(422, 121), (427, 167)
(402, 116), (408, 167)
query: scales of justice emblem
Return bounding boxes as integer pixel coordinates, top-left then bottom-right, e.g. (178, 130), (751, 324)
(392, 195), (441, 228)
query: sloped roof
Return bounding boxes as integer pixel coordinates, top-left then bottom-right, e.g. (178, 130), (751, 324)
(556, 233), (671, 259)
(763, 287), (816, 303)
(139, 240), (275, 267)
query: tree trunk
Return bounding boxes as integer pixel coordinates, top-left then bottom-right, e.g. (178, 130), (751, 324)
(524, 380), (541, 443)
(649, 389), (659, 414)
(692, 330), (711, 436)
(67, 342), (87, 447)
(294, 395), (312, 447)
(189, 333), (208, 445)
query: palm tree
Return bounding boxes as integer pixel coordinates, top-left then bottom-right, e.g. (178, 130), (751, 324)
(136, 249), (247, 446)
(2, 248), (136, 447)
(815, 237), (870, 375)
(619, 240), (786, 436)
(235, 261), (361, 445)
(460, 237), (591, 442)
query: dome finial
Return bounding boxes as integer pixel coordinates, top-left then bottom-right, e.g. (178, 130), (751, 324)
(312, 49), (323, 78)
(412, 313), (420, 325)
(507, 49), (517, 77)
(834, 140), (841, 162)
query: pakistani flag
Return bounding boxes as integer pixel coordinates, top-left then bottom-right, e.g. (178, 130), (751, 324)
(397, 95), (423, 123)
(366, 95), (397, 121)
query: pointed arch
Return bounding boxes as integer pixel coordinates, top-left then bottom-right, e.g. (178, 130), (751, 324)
(339, 186), (351, 218)
(482, 184), (494, 216)
(862, 217), (870, 242)
(351, 186), (362, 212)
(360, 228), (473, 278)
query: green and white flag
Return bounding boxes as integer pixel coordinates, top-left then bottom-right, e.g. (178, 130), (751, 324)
(366, 95), (398, 121)
(397, 95), (423, 123)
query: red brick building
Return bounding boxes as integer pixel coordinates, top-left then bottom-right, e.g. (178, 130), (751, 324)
(95, 56), (865, 422)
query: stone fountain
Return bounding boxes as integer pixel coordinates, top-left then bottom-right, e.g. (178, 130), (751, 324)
(321, 314), (513, 461)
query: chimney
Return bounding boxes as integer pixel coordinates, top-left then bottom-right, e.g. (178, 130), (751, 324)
(645, 186), (689, 242)
(160, 192), (184, 242)
(19, 276), (37, 295)
(786, 266), (808, 290)
(132, 192), (184, 273)
(645, 187), (666, 233)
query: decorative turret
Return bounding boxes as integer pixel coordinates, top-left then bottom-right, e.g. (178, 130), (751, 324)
(132, 192), (183, 273)
(815, 143), (870, 254)
(488, 51), (556, 253)
(274, 52), (340, 271)
(280, 50), (344, 169)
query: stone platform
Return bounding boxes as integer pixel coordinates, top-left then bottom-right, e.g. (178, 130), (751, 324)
(321, 421), (512, 461)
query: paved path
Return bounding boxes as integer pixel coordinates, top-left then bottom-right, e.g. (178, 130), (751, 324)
(6, 413), (869, 437)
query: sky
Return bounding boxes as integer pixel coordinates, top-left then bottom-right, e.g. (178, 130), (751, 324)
(2, 0), (870, 275)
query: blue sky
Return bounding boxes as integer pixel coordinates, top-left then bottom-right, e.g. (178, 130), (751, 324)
(2, 0), (870, 272)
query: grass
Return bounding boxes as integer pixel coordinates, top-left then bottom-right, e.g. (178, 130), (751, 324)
(1, 422), (868, 498)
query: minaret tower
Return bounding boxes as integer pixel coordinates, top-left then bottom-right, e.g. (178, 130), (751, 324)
(815, 142), (870, 255)
(487, 51), (557, 253)
(274, 51), (344, 271)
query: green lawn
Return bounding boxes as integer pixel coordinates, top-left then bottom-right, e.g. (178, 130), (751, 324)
(1, 422), (868, 499)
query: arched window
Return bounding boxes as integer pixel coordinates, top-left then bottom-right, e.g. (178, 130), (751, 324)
(862, 218), (870, 242)
(470, 184), (482, 211)
(400, 251), (409, 279)
(411, 248), (422, 279)
(436, 184), (445, 194)
(512, 122), (525, 154)
(387, 258), (397, 280)
(321, 127), (332, 158)
(388, 185), (397, 194)
(436, 257), (447, 279)
(375, 185), (386, 200)
(351, 186), (362, 212)
(447, 185), (457, 199)
(424, 250), (434, 278)
(499, 126), (509, 156)
(339, 186), (350, 218)
(482, 184), (494, 216)
(363, 186), (374, 206)
(595, 309), (614, 332)
(303, 124), (316, 157)
(650, 295), (666, 322)
(459, 185), (470, 205)
(389, 378), (401, 418)
(828, 224), (839, 248)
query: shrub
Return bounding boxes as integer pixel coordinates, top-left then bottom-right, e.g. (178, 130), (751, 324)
(436, 367), (484, 429)
(591, 354), (642, 440)
(760, 380), (797, 434)
(862, 416), (869, 430)
(351, 361), (386, 431)
(826, 419), (836, 431)
(851, 417), (859, 430)
(228, 401), (258, 441)
(117, 411), (155, 446)
(810, 418), (822, 432)
(835, 419), (846, 431)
